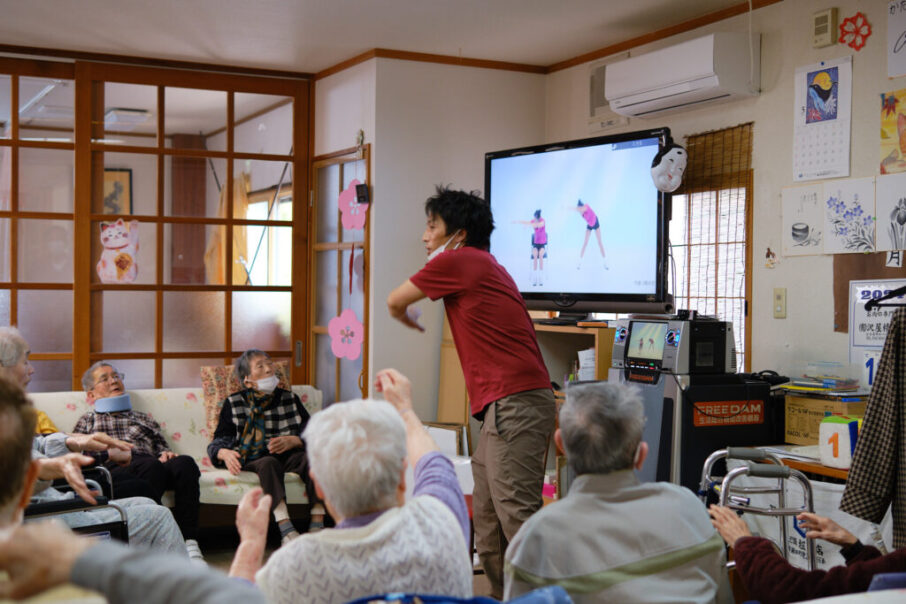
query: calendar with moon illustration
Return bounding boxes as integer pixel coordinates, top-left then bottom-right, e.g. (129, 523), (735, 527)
(793, 56), (852, 182)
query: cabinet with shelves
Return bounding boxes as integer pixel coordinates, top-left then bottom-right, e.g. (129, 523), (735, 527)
(436, 320), (616, 446)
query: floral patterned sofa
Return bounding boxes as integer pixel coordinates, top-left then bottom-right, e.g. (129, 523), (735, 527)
(29, 384), (322, 507)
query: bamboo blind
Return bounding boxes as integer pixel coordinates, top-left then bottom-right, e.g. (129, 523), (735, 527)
(673, 122), (753, 370)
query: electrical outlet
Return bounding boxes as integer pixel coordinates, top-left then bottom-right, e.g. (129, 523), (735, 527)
(773, 287), (787, 319)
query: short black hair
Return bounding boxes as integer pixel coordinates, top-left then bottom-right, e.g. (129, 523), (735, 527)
(577, 199), (585, 207)
(424, 185), (494, 250)
(534, 209), (541, 219)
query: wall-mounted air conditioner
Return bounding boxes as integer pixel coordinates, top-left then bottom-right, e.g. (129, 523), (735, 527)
(605, 32), (760, 118)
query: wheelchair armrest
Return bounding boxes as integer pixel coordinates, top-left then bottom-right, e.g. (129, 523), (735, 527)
(25, 496), (110, 517)
(51, 466), (114, 499)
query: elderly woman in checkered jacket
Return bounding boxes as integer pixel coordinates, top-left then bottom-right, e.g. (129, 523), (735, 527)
(207, 348), (323, 544)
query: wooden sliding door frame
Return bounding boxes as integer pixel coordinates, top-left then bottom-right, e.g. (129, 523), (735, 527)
(2, 55), (312, 389)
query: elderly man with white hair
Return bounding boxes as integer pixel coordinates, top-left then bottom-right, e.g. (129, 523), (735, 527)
(228, 368), (473, 604)
(504, 381), (732, 603)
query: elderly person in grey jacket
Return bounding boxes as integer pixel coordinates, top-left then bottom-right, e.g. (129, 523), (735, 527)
(504, 381), (732, 603)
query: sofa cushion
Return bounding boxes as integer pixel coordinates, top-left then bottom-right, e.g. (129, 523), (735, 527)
(200, 361), (291, 434)
(199, 468), (308, 506)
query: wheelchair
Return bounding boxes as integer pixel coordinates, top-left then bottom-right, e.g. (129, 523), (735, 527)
(25, 465), (129, 543)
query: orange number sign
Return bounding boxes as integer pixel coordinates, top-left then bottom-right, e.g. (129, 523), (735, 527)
(827, 432), (839, 458)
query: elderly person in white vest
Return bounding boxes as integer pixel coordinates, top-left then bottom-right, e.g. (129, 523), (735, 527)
(504, 381), (732, 603)
(227, 368), (473, 604)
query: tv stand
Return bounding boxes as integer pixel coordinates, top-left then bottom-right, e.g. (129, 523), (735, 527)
(533, 323), (615, 383)
(533, 312), (588, 326)
(435, 316), (615, 456)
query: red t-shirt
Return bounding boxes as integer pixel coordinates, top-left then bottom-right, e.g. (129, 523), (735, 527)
(410, 246), (551, 416)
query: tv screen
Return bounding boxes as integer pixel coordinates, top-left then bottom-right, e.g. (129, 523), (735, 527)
(486, 128), (672, 314)
(626, 321), (668, 364)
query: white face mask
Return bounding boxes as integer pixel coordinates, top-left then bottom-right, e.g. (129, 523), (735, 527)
(426, 231), (461, 263)
(252, 375), (279, 394)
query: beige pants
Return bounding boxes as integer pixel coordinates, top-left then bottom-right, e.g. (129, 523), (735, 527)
(471, 388), (556, 598)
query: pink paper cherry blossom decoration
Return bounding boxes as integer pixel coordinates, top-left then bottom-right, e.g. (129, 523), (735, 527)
(839, 12), (871, 51)
(338, 179), (369, 230)
(328, 308), (364, 361)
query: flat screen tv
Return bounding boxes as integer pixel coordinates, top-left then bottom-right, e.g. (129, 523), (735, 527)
(486, 127), (673, 316)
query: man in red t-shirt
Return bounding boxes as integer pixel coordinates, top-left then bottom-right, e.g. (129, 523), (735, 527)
(387, 186), (555, 598)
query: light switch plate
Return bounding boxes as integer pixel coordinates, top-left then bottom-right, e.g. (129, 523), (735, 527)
(773, 287), (787, 319)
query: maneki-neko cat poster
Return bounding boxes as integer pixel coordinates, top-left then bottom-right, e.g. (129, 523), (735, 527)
(880, 88), (906, 174)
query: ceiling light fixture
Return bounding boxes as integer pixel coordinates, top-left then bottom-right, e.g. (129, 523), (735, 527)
(104, 107), (152, 131)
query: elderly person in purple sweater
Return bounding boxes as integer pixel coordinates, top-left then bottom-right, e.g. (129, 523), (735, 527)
(227, 368), (473, 604)
(710, 505), (906, 604)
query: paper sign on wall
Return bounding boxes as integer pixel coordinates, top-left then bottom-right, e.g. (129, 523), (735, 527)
(876, 173), (906, 251)
(849, 278), (906, 364)
(782, 184), (824, 255)
(888, 1), (906, 78)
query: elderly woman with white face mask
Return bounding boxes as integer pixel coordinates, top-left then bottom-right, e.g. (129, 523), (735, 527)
(207, 349), (320, 544)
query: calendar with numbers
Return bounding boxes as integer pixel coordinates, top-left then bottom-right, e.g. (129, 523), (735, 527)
(849, 279), (906, 392)
(793, 56), (852, 182)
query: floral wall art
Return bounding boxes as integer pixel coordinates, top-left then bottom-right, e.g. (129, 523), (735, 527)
(876, 172), (906, 251)
(823, 177), (876, 254)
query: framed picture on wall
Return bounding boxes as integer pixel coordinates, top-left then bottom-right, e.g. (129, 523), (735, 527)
(102, 168), (132, 215)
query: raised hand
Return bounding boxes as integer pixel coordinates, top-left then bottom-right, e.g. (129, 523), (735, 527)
(797, 512), (858, 546)
(37, 453), (98, 504)
(374, 368), (413, 413)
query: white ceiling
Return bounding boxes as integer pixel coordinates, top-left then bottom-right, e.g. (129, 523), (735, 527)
(1, 0), (747, 74)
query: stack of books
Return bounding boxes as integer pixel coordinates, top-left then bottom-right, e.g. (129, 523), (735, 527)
(785, 375), (860, 393)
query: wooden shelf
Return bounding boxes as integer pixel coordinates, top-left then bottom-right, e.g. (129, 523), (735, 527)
(533, 323), (604, 335)
(533, 324), (615, 382)
(780, 458), (849, 481)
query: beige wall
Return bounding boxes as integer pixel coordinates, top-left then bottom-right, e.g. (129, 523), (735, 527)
(316, 58), (545, 417)
(315, 0), (903, 414)
(545, 0), (903, 376)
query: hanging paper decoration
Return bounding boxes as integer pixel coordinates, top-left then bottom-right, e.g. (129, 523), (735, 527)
(338, 179), (369, 230)
(96, 219), (140, 283)
(328, 308), (364, 361)
(839, 12), (871, 51)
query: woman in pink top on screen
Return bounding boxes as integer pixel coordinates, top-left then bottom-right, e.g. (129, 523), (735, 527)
(513, 209), (547, 286)
(574, 199), (608, 270)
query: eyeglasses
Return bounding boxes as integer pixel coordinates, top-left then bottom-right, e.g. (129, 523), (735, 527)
(94, 372), (125, 387)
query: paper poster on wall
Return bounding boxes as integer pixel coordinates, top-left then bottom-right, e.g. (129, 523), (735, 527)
(823, 177), (876, 254)
(875, 172), (906, 251)
(888, 1), (906, 78)
(849, 279), (906, 386)
(880, 88), (906, 174)
(793, 56), (852, 181)
(782, 184), (823, 255)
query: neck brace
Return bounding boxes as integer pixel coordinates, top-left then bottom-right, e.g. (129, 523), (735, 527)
(95, 393), (132, 413)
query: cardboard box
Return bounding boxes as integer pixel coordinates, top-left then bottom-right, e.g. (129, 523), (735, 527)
(785, 394), (866, 446)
